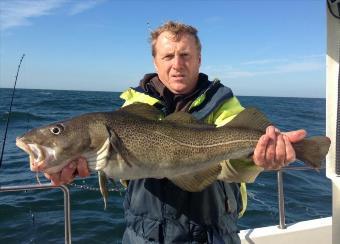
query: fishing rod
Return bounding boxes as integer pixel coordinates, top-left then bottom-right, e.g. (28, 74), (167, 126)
(0, 54), (25, 168)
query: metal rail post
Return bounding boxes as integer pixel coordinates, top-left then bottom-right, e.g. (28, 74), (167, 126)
(0, 183), (72, 244)
(277, 170), (286, 229)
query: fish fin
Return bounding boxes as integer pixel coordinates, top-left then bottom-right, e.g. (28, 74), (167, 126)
(225, 107), (272, 132)
(98, 170), (109, 210)
(170, 165), (221, 192)
(107, 127), (133, 168)
(163, 112), (215, 130)
(118, 103), (163, 120)
(36, 172), (42, 185)
(293, 136), (331, 169)
(119, 179), (129, 188)
(164, 112), (201, 124)
(217, 159), (263, 183)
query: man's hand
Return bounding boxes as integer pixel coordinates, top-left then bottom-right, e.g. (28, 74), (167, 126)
(44, 157), (90, 186)
(253, 125), (307, 170)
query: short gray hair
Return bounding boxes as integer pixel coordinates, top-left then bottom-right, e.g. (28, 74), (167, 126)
(150, 21), (202, 57)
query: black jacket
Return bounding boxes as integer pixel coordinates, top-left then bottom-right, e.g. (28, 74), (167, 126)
(122, 73), (242, 244)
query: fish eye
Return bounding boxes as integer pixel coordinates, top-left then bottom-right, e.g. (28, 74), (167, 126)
(50, 124), (64, 135)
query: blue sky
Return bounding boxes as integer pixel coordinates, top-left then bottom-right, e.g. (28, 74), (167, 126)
(0, 0), (325, 98)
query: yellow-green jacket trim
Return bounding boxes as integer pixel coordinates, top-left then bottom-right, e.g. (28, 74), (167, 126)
(120, 88), (162, 107)
(120, 88), (262, 218)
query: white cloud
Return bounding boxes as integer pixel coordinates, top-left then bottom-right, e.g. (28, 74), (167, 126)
(300, 54), (324, 59)
(241, 58), (288, 65)
(242, 54), (324, 66)
(0, 0), (104, 31)
(202, 57), (324, 80)
(273, 61), (323, 73)
(204, 16), (224, 24)
(0, 0), (65, 31)
(68, 0), (104, 16)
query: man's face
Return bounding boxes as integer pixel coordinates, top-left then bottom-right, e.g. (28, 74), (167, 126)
(153, 31), (201, 95)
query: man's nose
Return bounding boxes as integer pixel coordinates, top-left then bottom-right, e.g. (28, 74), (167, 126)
(172, 55), (184, 69)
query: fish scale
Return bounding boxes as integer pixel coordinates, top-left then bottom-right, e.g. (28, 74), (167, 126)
(16, 103), (331, 207)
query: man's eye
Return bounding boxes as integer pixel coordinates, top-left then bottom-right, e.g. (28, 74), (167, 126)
(163, 55), (173, 60)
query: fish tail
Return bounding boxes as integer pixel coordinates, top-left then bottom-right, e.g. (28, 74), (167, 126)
(293, 136), (331, 169)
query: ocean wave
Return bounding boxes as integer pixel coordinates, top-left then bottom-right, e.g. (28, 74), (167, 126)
(38, 91), (52, 95)
(0, 111), (50, 123)
(0, 91), (331, 242)
(32, 98), (122, 111)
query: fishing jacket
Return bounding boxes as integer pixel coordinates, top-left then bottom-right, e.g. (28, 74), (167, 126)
(120, 73), (254, 244)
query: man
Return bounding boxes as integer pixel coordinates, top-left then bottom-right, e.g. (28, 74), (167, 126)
(45, 21), (306, 243)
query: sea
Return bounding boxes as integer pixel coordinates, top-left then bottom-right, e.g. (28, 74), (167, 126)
(0, 88), (331, 243)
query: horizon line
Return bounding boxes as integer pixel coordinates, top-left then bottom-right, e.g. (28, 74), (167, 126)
(0, 87), (326, 99)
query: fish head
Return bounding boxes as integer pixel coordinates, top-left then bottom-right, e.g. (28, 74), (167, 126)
(16, 114), (109, 174)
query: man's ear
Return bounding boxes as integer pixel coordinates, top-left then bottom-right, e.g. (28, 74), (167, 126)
(198, 54), (202, 66)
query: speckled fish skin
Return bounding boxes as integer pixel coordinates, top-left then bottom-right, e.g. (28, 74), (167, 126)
(16, 103), (331, 182)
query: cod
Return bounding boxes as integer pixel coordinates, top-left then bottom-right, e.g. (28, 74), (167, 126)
(16, 103), (331, 208)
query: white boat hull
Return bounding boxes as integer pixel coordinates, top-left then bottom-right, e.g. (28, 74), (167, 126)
(240, 217), (332, 244)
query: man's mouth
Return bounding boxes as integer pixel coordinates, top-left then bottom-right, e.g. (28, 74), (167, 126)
(171, 74), (185, 80)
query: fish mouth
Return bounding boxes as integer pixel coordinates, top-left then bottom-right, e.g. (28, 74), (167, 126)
(16, 138), (51, 172)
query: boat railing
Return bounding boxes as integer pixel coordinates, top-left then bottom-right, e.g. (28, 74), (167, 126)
(0, 166), (319, 243)
(267, 166), (318, 229)
(277, 169), (287, 229)
(0, 183), (71, 244)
